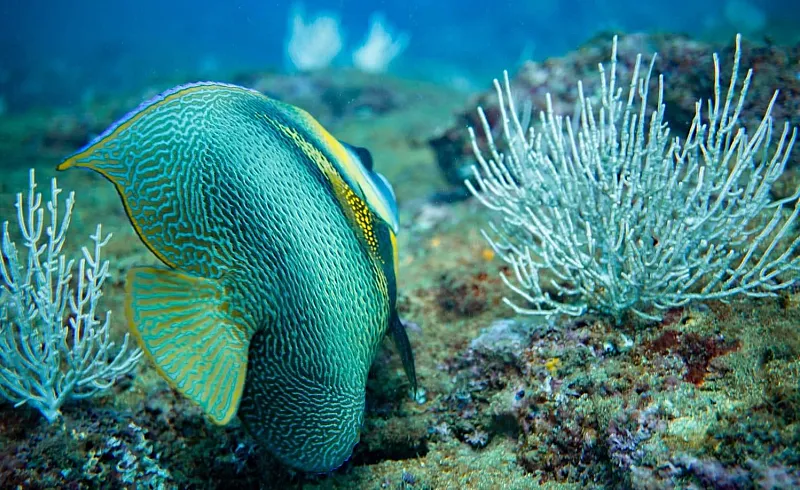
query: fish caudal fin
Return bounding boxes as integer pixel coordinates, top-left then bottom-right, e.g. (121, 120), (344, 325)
(125, 266), (250, 424)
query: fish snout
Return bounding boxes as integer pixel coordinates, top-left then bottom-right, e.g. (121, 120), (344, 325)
(251, 377), (367, 473)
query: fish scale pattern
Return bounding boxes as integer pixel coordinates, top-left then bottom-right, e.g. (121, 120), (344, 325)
(240, 328), (368, 472)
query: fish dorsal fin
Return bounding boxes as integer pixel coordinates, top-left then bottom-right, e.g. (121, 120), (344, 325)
(125, 266), (251, 424)
(56, 82), (257, 275)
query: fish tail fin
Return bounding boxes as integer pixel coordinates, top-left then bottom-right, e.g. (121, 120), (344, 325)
(125, 266), (251, 424)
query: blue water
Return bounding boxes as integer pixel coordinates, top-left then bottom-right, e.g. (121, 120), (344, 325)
(0, 0), (797, 111)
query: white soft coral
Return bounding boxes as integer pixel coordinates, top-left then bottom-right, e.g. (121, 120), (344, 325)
(352, 13), (409, 74)
(285, 3), (343, 72)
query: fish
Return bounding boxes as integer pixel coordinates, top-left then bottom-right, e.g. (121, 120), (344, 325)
(57, 82), (417, 473)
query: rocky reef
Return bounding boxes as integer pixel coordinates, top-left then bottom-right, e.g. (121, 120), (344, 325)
(1, 33), (799, 489)
(428, 33), (800, 200)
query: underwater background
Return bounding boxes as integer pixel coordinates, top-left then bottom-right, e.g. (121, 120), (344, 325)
(2, 0), (800, 113)
(1, 0), (800, 488)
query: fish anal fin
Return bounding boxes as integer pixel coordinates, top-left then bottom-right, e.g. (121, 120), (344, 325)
(125, 266), (250, 425)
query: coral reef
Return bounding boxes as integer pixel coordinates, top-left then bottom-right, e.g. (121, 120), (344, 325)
(1, 32), (799, 489)
(429, 33), (800, 194)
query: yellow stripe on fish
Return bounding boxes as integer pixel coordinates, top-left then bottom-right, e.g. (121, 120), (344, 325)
(277, 105), (400, 234)
(271, 123), (384, 263)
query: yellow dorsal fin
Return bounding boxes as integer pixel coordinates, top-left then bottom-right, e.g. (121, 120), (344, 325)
(125, 266), (250, 424)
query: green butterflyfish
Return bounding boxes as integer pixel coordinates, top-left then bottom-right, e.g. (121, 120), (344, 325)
(57, 82), (417, 473)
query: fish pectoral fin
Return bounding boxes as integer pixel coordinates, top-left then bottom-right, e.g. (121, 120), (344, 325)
(125, 266), (250, 425)
(389, 313), (417, 395)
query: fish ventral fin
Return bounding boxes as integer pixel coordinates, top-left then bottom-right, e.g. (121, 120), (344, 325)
(390, 313), (417, 395)
(125, 266), (250, 425)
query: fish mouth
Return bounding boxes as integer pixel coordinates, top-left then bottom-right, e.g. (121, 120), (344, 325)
(271, 399), (364, 473)
(240, 369), (367, 473)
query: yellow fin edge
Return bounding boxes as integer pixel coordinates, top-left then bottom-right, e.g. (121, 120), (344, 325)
(125, 266), (250, 425)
